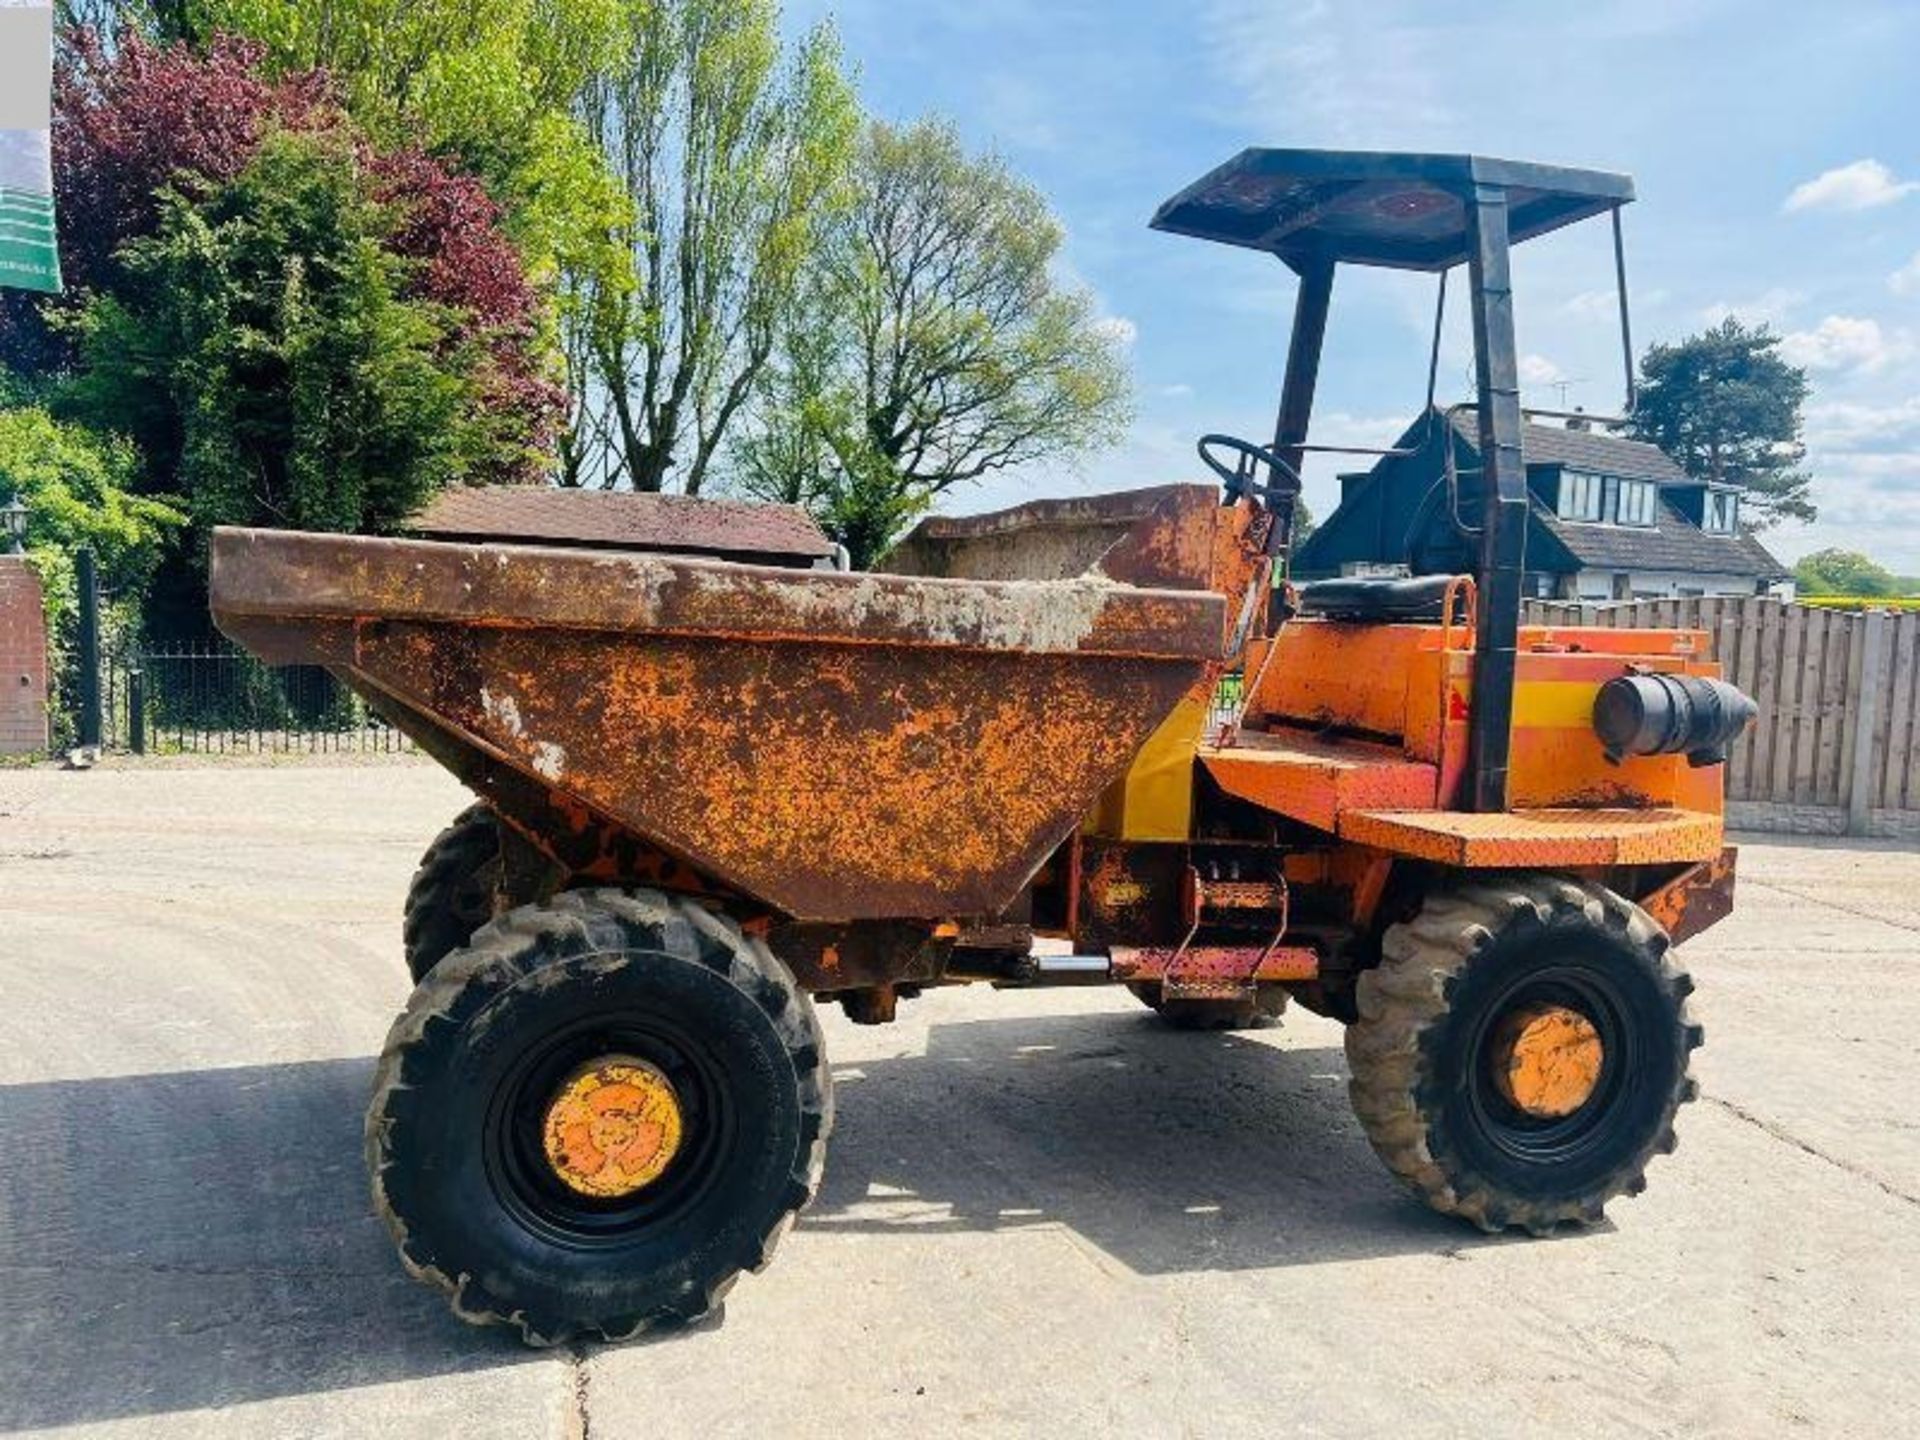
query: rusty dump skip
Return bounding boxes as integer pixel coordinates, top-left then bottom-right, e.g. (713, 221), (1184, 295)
(211, 524), (1226, 922)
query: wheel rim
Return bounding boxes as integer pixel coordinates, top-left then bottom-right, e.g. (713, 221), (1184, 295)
(483, 1010), (734, 1250)
(541, 1057), (685, 1198)
(1465, 968), (1634, 1166)
(1488, 1004), (1604, 1118)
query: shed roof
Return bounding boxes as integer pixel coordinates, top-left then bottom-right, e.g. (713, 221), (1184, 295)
(409, 486), (835, 561)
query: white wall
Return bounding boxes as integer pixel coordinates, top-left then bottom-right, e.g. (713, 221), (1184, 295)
(1570, 569), (1764, 600)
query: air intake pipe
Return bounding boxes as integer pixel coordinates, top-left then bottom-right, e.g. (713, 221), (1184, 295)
(1592, 671), (1757, 767)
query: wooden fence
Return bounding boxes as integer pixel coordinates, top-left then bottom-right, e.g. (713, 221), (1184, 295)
(1522, 597), (1920, 836)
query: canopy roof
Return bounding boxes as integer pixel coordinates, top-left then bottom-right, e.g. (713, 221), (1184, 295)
(1151, 149), (1633, 273)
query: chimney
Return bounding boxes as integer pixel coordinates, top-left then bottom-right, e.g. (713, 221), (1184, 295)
(1565, 407), (1591, 432)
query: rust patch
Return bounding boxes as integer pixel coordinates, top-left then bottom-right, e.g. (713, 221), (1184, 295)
(1109, 945), (1318, 984)
(1639, 846), (1737, 945)
(211, 526), (1224, 922)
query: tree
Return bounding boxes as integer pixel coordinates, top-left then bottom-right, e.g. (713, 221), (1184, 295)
(1, 30), (334, 375)
(566, 0), (858, 493)
(0, 405), (184, 697)
(732, 119), (1132, 567)
(0, 405), (184, 628)
(1627, 318), (1815, 529)
(184, 0), (630, 291)
(34, 32), (560, 488)
(1793, 548), (1899, 598)
(72, 130), (525, 536)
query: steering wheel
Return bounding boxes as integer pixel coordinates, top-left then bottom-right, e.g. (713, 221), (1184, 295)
(1197, 434), (1302, 507)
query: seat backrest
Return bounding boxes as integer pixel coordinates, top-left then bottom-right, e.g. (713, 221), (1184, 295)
(1295, 574), (1454, 623)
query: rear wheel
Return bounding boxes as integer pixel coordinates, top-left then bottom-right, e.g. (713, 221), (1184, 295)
(367, 888), (831, 1346)
(1127, 981), (1288, 1031)
(1344, 876), (1699, 1234)
(402, 802), (502, 983)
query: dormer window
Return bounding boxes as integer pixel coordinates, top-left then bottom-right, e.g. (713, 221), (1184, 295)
(1558, 470), (1605, 522)
(1705, 489), (1738, 534)
(1556, 470), (1656, 526)
(1616, 478), (1657, 527)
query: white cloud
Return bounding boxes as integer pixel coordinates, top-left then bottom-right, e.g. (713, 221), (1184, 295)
(1092, 315), (1138, 347)
(1156, 382), (1194, 399)
(1779, 447), (1920, 571)
(1304, 411), (1410, 450)
(1891, 252), (1920, 298)
(1805, 397), (1920, 448)
(1699, 287), (1803, 328)
(1778, 315), (1913, 373)
(1519, 353), (1565, 386)
(1198, 0), (1453, 142)
(1782, 159), (1919, 214)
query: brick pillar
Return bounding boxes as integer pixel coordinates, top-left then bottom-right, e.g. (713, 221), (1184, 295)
(0, 557), (51, 756)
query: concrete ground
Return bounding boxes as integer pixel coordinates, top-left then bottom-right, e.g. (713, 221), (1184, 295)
(2, 760), (1917, 1439)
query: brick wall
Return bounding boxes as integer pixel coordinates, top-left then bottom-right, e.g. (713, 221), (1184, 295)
(0, 558), (50, 756)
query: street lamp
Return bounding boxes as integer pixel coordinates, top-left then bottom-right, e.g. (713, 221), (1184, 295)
(0, 496), (26, 555)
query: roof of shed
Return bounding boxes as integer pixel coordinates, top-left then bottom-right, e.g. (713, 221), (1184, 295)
(408, 486), (836, 560)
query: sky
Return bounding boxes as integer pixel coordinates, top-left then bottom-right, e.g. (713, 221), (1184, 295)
(785, 0), (1920, 570)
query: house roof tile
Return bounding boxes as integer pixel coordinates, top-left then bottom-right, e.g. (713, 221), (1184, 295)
(1446, 410), (1691, 483)
(1532, 497), (1790, 579)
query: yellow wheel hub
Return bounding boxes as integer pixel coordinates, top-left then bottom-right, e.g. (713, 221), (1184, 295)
(541, 1057), (684, 1199)
(1489, 1004), (1604, 1119)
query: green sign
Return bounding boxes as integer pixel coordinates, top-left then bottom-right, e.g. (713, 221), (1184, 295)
(0, 4), (59, 296)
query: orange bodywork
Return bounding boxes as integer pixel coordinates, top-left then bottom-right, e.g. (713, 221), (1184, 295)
(1199, 614), (1730, 867)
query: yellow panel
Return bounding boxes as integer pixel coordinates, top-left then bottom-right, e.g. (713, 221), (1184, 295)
(1512, 679), (1605, 729)
(1085, 688), (1210, 840)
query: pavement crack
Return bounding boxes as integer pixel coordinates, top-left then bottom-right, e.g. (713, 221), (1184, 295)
(563, 1342), (593, 1440)
(1703, 1094), (1920, 1210)
(1743, 878), (1920, 935)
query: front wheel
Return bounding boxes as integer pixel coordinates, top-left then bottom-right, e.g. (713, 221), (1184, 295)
(1344, 876), (1699, 1235)
(402, 802), (503, 983)
(367, 889), (831, 1345)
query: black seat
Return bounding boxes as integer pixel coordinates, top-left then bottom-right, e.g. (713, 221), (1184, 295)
(1294, 574), (1456, 623)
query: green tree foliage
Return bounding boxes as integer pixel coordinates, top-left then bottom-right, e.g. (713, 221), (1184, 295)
(1627, 318), (1815, 529)
(732, 119), (1132, 567)
(566, 0), (859, 493)
(186, 0), (629, 291)
(0, 405), (183, 646)
(69, 131), (499, 544)
(1793, 548), (1901, 598)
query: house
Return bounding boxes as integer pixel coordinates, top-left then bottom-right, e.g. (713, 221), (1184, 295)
(1293, 407), (1791, 601)
(409, 486), (839, 569)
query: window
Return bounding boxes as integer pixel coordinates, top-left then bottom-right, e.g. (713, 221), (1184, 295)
(1616, 479), (1657, 527)
(1557, 470), (1654, 525)
(1558, 470), (1605, 522)
(1705, 490), (1739, 533)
